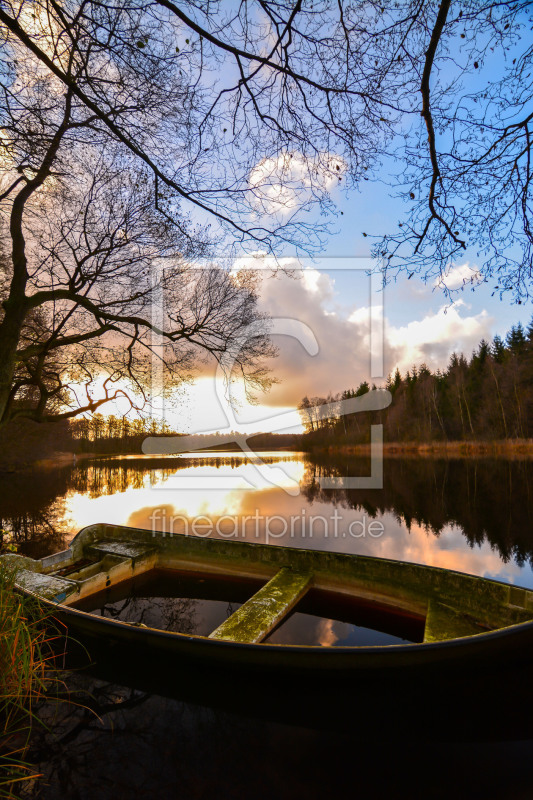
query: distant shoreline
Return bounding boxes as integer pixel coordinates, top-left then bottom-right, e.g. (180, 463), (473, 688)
(33, 451), (100, 470)
(8, 438), (533, 473)
(315, 439), (533, 459)
(31, 446), (300, 470)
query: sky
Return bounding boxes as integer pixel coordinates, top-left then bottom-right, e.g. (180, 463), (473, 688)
(44, 3), (529, 437)
(2, 2), (531, 437)
(168, 184), (532, 436)
(69, 161), (533, 436)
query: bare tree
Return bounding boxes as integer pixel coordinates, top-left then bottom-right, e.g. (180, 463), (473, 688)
(0, 140), (276, 422)
(368, 1), (533, 301)
(125, 0), (532, 299)
(0, 3), (280, 423)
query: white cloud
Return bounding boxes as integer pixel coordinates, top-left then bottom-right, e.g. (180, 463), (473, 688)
(434, 262), (483, 291)
(301, 267), (323, 294)
(386, 301), (492, 372)
(172, 264), (496, 429)
(255, 267), (370, 404)
(248, 151), (346, 216)
(255, 273), (494, 402)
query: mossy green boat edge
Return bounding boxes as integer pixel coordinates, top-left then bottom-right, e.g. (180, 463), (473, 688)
(3, 522), (533, 678)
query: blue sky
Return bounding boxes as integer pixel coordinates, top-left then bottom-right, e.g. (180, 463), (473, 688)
(324, 174), (532, 336)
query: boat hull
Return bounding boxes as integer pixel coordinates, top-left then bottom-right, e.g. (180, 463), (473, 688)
(7, 523), (533, 738)
(47, 600), (533, 741)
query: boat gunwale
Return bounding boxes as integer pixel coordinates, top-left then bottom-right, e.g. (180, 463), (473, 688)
(13, 584), (533, 672)
(67, 521), (533, 598)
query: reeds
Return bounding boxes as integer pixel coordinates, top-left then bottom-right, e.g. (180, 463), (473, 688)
(325, 438), (533, 459)
(0, 560), (64, 798)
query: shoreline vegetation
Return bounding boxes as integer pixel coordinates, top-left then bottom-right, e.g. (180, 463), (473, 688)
(299, 319), (533, 455)
(316, 439), (533, 459)
(25, 437), (533, 472)
(0, 561), (65, 799)
(4, 432), (533, 476)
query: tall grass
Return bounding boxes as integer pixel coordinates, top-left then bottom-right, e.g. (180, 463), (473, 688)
(0, 560), (65, 798)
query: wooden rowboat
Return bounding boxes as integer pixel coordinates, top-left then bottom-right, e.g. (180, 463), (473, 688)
(5, 521), (533, 666)
(4, 523), (533, 738)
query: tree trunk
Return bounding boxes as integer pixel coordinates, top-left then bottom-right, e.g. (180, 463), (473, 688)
(0, 306), (27, 422)
(489, 362), (508, 438)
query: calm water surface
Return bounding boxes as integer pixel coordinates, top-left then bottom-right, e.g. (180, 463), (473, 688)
(4, 450), (533, 644)
(4, 450), (533, 586)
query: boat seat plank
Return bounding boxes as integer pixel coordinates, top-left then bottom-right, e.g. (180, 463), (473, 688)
(15, 569), (79, 603)
(423, 599), (492, 643)
(208, 567), (313, 644)
(87, 540), (156, 560)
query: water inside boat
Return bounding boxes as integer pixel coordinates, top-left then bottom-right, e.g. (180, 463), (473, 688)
(72, 569), (425, 646)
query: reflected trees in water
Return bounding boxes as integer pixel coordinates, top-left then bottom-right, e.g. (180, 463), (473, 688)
(1, 454), (533, 569)
(25, 674), (295, 800)
(303, 456), (533, 567)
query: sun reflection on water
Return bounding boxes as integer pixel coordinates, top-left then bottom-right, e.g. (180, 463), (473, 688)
(4, 452), (532, 591)
(65, 454), (305, 533)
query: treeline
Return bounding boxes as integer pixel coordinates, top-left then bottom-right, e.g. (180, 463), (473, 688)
(69, 417), (302, 454)
(70, 415), (175, 453)
(299, 319), (533, 445)
(303, 456), (533, 566)
(192, 432), (303, 451)
(247, 432), (303, 451)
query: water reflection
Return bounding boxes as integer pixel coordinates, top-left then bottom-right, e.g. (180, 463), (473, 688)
(0, 467), (72, 558)
(5, 454), (533, 795)
(1, 453), (532, 587)
(303, 455), (533, 570)
(73, 570), (262, 636)
(72, 570), (423, 646)
(24, 671), (533, 799)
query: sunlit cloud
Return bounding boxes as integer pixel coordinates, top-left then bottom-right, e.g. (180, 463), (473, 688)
(249, 151), (347, 216)
(64, 262), (496, 431)
(66, 472), (529, 588)
(434, 262), (483, 291)
(386, 301), (492, 373)
(173, 264), (496, 417)
(317, 618), (340, 647)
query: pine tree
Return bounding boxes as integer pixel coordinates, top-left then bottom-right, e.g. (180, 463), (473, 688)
(492, 335), (507, 364)
(506, 324), (527, 356)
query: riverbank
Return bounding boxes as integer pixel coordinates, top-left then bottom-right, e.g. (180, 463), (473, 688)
(0, 559), (65, 797)
(315, 439), (533, 458)
(33, 451), (100, 470)
(5, 438), (533, 474)
(0, 451), (100, 474)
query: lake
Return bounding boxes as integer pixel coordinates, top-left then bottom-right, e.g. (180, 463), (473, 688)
(3, 451), (533, 798)
(5, 451), (533, 586)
